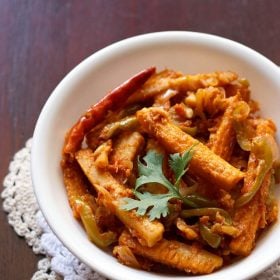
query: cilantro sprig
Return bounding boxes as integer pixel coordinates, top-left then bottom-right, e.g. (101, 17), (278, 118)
(120, 147), (198, 221)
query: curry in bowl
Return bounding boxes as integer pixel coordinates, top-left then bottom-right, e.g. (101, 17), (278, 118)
(61, 67), (279, 275)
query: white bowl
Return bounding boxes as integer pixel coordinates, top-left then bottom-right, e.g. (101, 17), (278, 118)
(32, 31), (280, 280)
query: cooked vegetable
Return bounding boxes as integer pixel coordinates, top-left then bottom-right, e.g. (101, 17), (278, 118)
(110, 131), (144, 180)
(199, 224), (222, 249)
(230, 171), (272, 256)
(181, 194), (217, 208)
(121, 147), (217, 220)
(235, 135), (274, 207)
(63, 67), (155, 156)
(176, 217), (199, 240)
(76, 146), (164, 247)
(121, 148), (210, 220)
(136, 107), (244, 190)
(275, 161), (280, 183)
(113, 245), (142, 269)
(61, 67), (279, 275)
(169, 71), (238, 92)
(232, 101), (253, 151)
(208, 95), (239, 161)
(119, 230), (223, 274)
(62, 160), (93, 218)
(193, 86), (227, 119)
(99, 116), (138, 140)
(75, 198), (117, 248)
(181, 208), (232, 225)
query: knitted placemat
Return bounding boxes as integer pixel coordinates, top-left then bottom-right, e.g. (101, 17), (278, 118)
(1, 139), (280, 279)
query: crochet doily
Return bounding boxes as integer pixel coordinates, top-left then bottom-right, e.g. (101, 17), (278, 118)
(1, 139), (280, 279)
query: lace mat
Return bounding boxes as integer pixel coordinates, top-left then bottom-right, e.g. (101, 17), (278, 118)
(1, 139), (280, 279)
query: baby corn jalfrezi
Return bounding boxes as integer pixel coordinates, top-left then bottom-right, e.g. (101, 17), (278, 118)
(61, 67), (279, 276)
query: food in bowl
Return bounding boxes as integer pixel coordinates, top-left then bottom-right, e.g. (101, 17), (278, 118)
(61, 66), (279, 275)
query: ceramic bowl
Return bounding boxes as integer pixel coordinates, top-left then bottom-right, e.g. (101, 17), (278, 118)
(32, 31), (280, 280)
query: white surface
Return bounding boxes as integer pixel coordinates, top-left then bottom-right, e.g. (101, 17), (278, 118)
(31, 31), (280, 280)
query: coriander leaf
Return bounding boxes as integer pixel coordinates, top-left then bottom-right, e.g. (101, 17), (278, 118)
(120, 191), (172, 220)
(169, 146), (195, 186)
(120, 147), (196, 221)
(135, 150), (176, 194)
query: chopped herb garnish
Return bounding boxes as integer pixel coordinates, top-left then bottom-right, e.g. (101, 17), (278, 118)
(121, 147), (198, 220)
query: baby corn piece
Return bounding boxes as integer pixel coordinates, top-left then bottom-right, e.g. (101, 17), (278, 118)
(110, 131), (145, 180)
(230, 172), (271, 256)
(208, 96), (239, 161)
(75, 146), (164, 247)
(136, 107), (244, 190)
(119, 230), (223, 274)
(230, 119), (278, 256)
(62, 160), (92, 218)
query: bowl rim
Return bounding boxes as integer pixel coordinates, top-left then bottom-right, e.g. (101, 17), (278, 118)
(32, 31), (280, 280)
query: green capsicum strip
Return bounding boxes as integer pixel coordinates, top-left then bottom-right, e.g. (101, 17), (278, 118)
(179, 125), (198, 137)
(75, 199), (117, 248)
(234, 121), (253, 151)
(199, 224), (222, 248)
(232, 101), (252, 151)
(235, 135), (273, 207)
(180, 207), (232, 225)
(182, 195), (217, 208)
(100, 116), (138, 139)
